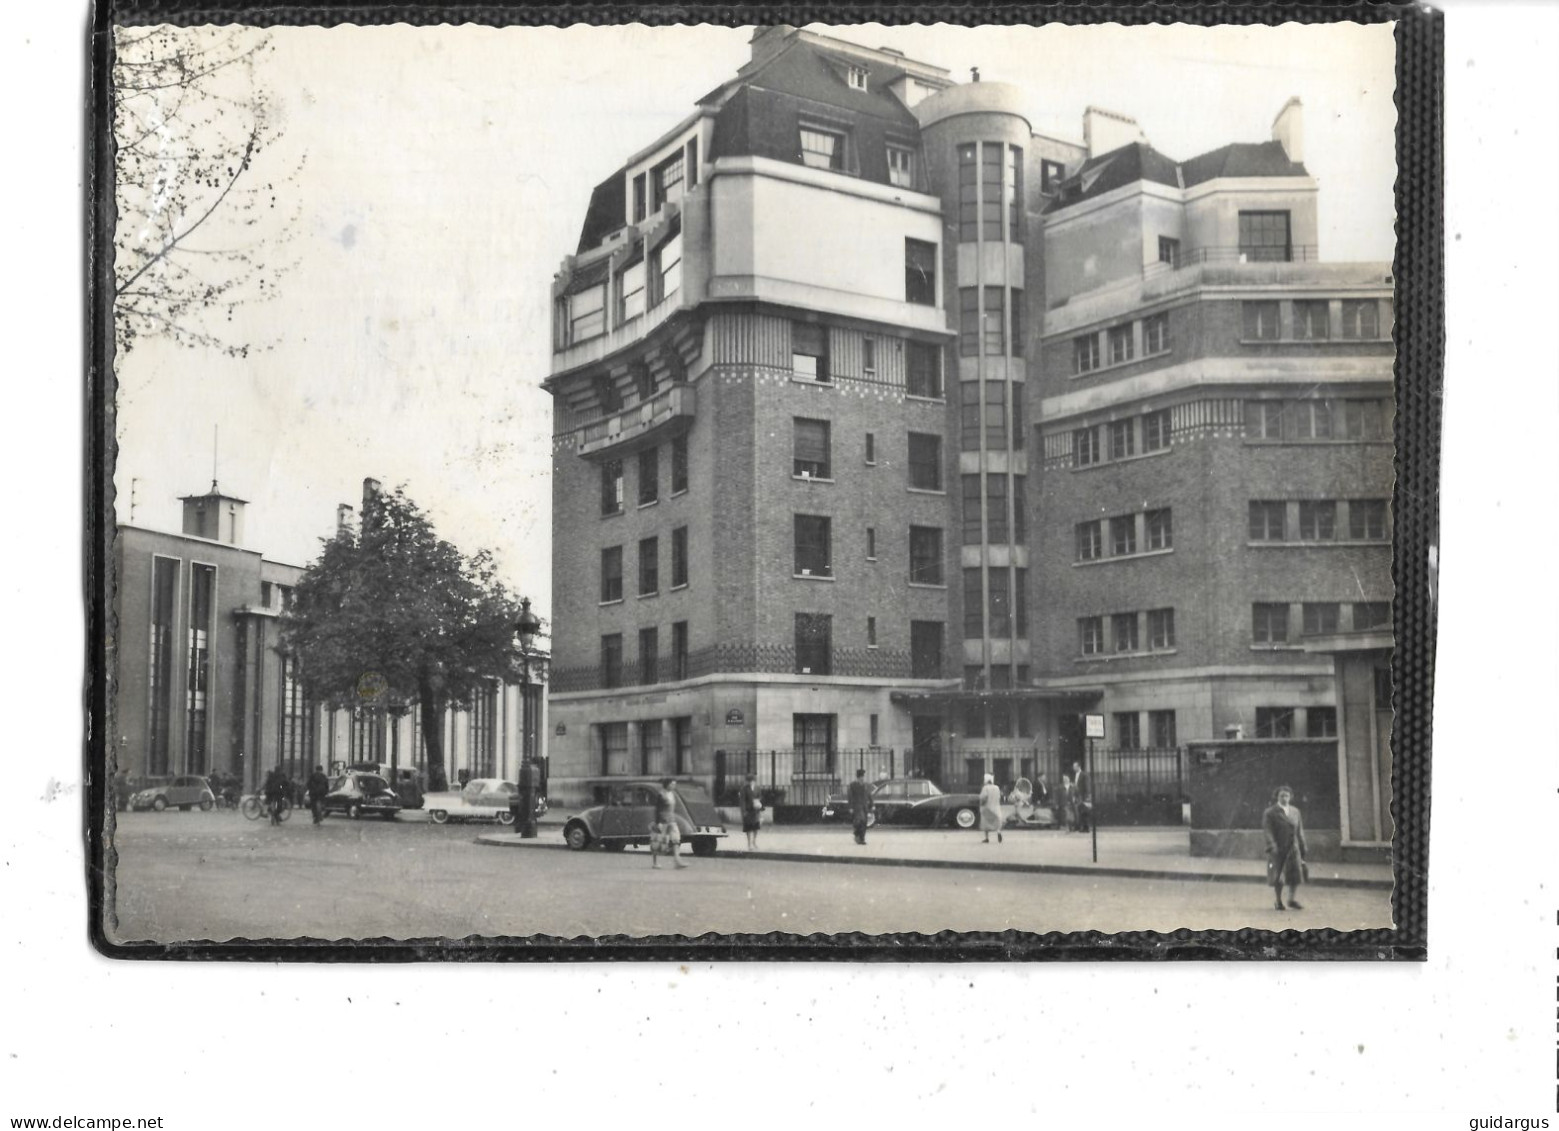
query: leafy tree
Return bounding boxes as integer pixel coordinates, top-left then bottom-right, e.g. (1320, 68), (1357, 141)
(281, 486), (528, 792)
(113, 26), (302, 359)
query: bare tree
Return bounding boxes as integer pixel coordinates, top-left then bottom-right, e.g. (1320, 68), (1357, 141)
(112, 26), (302, 359)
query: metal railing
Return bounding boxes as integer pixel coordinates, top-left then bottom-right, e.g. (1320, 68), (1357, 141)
(552, 644), (917, 693)
(713, 748), (902, 807)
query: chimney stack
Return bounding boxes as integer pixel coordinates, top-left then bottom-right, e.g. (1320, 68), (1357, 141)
(748, 25), (795, 69)
(1271, 97), (1304, 163)
(336, 504), (355, 533)
(1083, 106), (1147, 159)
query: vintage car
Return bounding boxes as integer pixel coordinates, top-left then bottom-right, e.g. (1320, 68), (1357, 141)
(561, 779), (727, 856)
(321, 773), (403, 820)
(424, 778), (547, 825)
(820, 777), (984, 830)
(337, 763), (426, 809)
(129, 775), (216, 812)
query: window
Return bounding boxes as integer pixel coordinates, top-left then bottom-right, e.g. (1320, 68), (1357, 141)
(1074, 427), (1100, 467)
(1011, 384), (1025, 450)
(600, 721), (629, 775)
(909, 526), (944, 585)
(906, 342), (942, 398)
(638, 536), (659, 596)
(593, 373), (622, 414)
(1076, 520), (1103, 562)
(794, 515), (831, 577)
(601, 460), (624, 516)
(1350, 500), (1389, 541)
(865, 432), (876, 464)
(632, 364), (655, 403)
(1249, 501), (1286, 542)
(686, 138), (698, 189)
(617, 257), (646, 323)
(1245, 401), (1284, 439)
(1079, 616), (1105, 656)
(1108, 324), (1134, 365)
(1307, 706), (1338, 738)
(985, 475), (1010, 543)
(1252, 603), (1291, 645)
(638, 718), (662, 774)
(959, 289), (980, 357)
(962, 569), (983, 639)
(601, 634), (623, 688)
(1012, 477), (1026, 543)
(673, 716), (692, 773)
(649, 225), (682, 306)
(866, 527), (876, 560)
(1040, 159), (1066, 194)
(638, 446), (659, 505)
(600, 546), (623, 602)
(1157, 236), (1180, 265)
(1110, 515), (1136, 556)
(793, 418), (831, 479)
(1074, 333), (1100, 374)
(1147, 608), (1176, 650)
(671, 435), (688, 494)
(1255, 707), (1295, 738)
(1149, 709), (1177, 748)
(793, 713), (836, 771)
(862, 339), (877, 377)
(671, 526), (688, 588)
(1298, 501), (1336, 541)
(799, 126), (845, 171)
(988, 569), (1012, 638)
(1243, 301), (1281, 340)
(981, 143), (1003, 242)
(1342, 299), (1381, 340)
(1114, 712), (1142, 750)
(794, 615), (832, 675)
(1145, 508), (1172, 551)
(184, 565), (213, 774)
(1338, 399), (1387, 440)
(1015, 568), (1028, 636)
(632, 173), (646, 223)
(639, 627), (659, 685)
(982, 381), (1007, 449)
(1143, 408), (1171, 452)
(1291, 400), (1332, 440)
(792, 322), (830, 382)
(908, 432), (942, 491)
(846, 65), (868, 90)
(1303, 602), (1340, 635)
(905, 239), (937, 305)
(278, 653), (313, 774)
(1353, 602), (1391, 631)
(1293, 300), (1330, 341)
(960, 382), (982, 450)
(957, 143), (978, 242)
(1238, 210), (1292, 262)
(961, 476), (984, 545)
(866, 616), (877, 647)
(1109, 419), (1135, 460)
(887, 144), (915, 188)
(568, 284), (606, 344)
(1143, 313), (1170, 354)
(983, 286), (1005, 355)
(672, 621), (689, 680)
(1008, 145), (1024, 242)
(1112, 612), (1139, 653)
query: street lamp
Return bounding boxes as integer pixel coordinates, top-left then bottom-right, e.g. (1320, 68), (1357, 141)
(512, 597), (544, 838)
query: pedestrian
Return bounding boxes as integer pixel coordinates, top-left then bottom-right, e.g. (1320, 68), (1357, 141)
(306, 764), (331, 825)
(651, 778), (687, 870)
(978, 773), (1004, 844)
(262, 766), (290, 826)
(738, 772), (763, 851)
(847, 768), (873, 845)
(1032, 772), (1051, 805)
(1057, 772), (1076, 832)
(114, 768), (131, 813)
(1070, 760), (1092, 833)
(1262, 784), (1309, 911)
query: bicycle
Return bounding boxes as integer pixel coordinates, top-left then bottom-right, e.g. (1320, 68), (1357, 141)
(240, 794), (292, 823)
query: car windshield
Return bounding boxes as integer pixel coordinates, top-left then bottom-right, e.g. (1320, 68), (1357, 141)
(359, 775), (390, 794)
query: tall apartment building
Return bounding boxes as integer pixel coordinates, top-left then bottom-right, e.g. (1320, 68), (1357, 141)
(542, 27), (1393, 839)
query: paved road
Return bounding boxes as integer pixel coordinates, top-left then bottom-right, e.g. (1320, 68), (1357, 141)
(106, 811), (1393, 942)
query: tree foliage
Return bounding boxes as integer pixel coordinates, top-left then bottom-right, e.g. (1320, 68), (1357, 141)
(281, 487), (527, 792)
(113, 26), (302, 359)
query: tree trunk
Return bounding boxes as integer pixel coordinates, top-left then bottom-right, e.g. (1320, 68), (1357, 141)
(419, 674), (448, 792)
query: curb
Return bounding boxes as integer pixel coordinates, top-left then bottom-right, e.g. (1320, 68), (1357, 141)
(472, 835), (1393, 891)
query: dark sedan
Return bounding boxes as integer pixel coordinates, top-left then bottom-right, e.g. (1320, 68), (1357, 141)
(562, 779), (727, 857)
(820, 777), (983, 830)
(322, 773), (403, 820)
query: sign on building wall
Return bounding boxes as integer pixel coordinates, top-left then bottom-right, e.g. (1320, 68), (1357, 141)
(725, 709), (744, 725)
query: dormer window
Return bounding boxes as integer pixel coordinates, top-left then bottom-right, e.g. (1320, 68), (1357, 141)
(800, 125), (847, 172)
(887, 144), (916, 189)
(847, 65), (869, 91)
(652, 151), (685, 210)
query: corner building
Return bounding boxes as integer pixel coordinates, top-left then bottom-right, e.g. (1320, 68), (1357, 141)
(543, 29), (1393, 839)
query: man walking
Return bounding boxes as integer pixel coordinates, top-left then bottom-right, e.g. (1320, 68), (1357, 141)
(848, 768), (873, 845)
(651, 778), (688, 870)
(306, 764), (331, 825)
(1070, 760), (1092, 833)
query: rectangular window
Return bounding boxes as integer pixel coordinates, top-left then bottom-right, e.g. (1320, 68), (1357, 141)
(686, 138), (698, 188)
(1149, 709), (1177, 748)
(799, 126), (845, 171)
(906, 342), (942, 398)
(185, 564), (213, 774)
(794, 615), (832, 676)
(1289, 400), (1332, 440)
(908, 432), (942, 491)
(1341, 299), (1381, 340)
(959, 289), (979, 357)
(1109, 419), (1135, 461)
(601, 634), (623, 689)
(1307, 706), (1338, 738)
(672, 621), (689, 681)
(887, 144), (916, 189)
(1112, 612), (1139, 653)
(1074, 333), (1100, 374)
(1012, 477), (1026, 543)
(600, 721), (628, 776)
(960, 382), (982, 450)
(865, 526), (876, 560)
(466, 683), (496, 778)
(1245, 401), (1284, 439)
(1298, 500), (1336, 541)
(1293, 300), (1330, 340)
(1108, 324), (1134, 365)
(1040, 159), (1066, 194)
(617, 258), (646, 324)
(1074, 426), (1100, 467)
(1249, 501), (1287, 542)
(637, 446), (659, 506)
(650, 227), (682, 306)
(1243, 301), (1281, 341)
(673, 716), (692, 774)
(905, 238), (937, 305)
(633, 364), (656, 404)
(793, 713), (836, 772)
(793, 418), (831, 479)
(847, 65), (868, 90)
(1145, 508), (1172, 551)
(963, 569), (984, 639)
(1350, 499), (1389, 541)
(1256, 707), (1295, 739)
(988, 569), (1012, 639)
(601, 460), (623, 515)
(1076, 521), (1102, 562)
(1353, 602), (1391, 631)
(981, 142), (1003, 241)
(909, 526), (944, 585)
(1147, 608), (1176, 650)
(671, 526), (688, 588)
(1010, 290), (1024, 358)
(569, 284), (607, 344)
(1157, 236), (1180, 266)
(600, 546), (623, 602)
(866, 616), (877, 647)
(1238, 210), (1292, 262)
(1143, 408), (1170, 452)
(983, 286), (1005, 355)
(862, 338), (877, 377)
(794, 515), (831, 577)
(639, 627), (659, 685)
(1252, 603), (1291, 645)
(1143, 312), (1170, 354)
(1008, 145), (1023, 242)
(1015, 568), (1028, 637)
(865, 431), (876, 464)
(961, 475), (984, 545)
(1114, 712), (1141, 750)
(957, 143), (978, 242)
(638, 536), (659, 596)
(1303, 602), (1340, 636)
(671, 435), (688, 494)
(1338, 399), (1387, 441)
(1079, 616), (1105, 656)
(983, 381), (1007, 449)
(638, 719), (662, 775)
(1011, 384), (1025, 450)
(985, 475), (1010, 544)
(1110, 515), (1136, 556)
(792, 322), (830, 382)
(632, 173), (646, 223)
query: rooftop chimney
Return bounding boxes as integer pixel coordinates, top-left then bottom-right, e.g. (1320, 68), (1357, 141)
(1083, 106), (1147, 159)
(970, 66), (981, 83)
(749, 25), (796, 69)
(336, 504), (355, 534)
(1271, 96), (1304, 163)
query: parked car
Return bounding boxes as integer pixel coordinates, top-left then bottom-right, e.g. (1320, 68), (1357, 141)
(562, 779), (727, 856)
(321, 773), (402, 820)
(339, 763), (425, 809)
(130, 775), (215, 812)
(820, 777), (984, 830)
(424, 778), (546, 825)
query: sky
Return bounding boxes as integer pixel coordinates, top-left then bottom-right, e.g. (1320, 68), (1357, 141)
(112, 21), (1398, 622)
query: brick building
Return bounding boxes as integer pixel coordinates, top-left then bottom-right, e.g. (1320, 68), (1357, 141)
(541, 27), (1393, 838)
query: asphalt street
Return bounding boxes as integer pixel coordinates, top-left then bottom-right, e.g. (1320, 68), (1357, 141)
(106, 811), (1393, 942)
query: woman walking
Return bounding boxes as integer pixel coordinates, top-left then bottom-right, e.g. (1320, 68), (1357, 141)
(978, 773), (1003, 844)
(738, 773), (763, 851)
(1262, 784), (1308, 911)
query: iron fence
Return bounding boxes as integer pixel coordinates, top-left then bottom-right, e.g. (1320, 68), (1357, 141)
(713, 748), (902, 808)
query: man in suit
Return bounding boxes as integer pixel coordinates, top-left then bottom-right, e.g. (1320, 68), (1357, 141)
(1262, 784), (1308, 911)
(847, 768), (873, 845)
(1070, 761), (1092, 833)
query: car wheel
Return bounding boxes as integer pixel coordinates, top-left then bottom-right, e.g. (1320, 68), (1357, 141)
(428, 809), (449, 825)
(691, 837), (717, 858)
(953, 807), (978, 830)
(199, 798), (214, 812)
(348, 802), (362, 820)
(151, 797), (167, 812)
(565, 824), (591, 851)
(496, 811), (516, 826)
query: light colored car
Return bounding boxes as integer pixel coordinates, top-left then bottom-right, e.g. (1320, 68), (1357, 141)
(562, 779), (727, 856)
(425, 778), (543, 825)
(130, 775), (215, 812)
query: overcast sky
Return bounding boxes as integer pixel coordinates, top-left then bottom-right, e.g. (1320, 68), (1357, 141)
(113, 21), (1397, 621)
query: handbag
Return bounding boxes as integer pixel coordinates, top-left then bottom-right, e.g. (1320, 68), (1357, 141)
(650, 823), (674, 854)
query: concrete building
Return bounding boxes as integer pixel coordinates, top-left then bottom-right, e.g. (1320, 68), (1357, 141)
(541, 27), (1393, 833)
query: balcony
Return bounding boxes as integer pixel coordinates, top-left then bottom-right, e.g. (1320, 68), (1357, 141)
(575, 384), (696, 460)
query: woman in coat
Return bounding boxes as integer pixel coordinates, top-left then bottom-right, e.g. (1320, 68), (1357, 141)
(1262, 784), (1308, 911)
(978, 773), (1003, 844)
(738, 773), (763, 851)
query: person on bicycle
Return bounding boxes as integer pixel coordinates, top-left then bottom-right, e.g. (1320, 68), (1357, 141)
(306, 765), (331, 825)
(262, 766), (290, 826)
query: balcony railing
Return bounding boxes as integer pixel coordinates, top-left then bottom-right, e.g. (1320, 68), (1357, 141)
(576, 384), (696, 459)
(551, 643), (917, 693)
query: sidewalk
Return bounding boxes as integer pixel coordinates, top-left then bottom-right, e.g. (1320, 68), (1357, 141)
(476, 821), (1394, 890)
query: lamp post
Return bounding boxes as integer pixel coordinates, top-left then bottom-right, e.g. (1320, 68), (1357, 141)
(513, 597), (544, 838)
